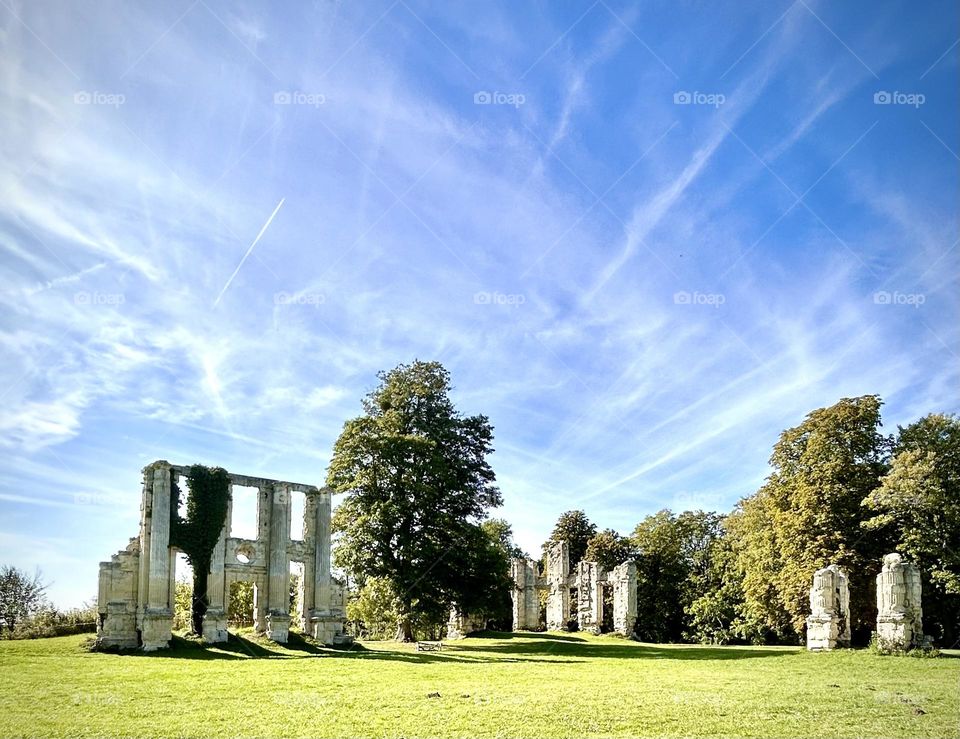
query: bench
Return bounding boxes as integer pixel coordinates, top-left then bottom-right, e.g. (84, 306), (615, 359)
(416, 640), (442, 652)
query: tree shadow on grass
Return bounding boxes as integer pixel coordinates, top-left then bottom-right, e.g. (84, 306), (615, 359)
(101, 629), (792, 663)
(123, 632), (349, 661)
(452, 631), (796, 661)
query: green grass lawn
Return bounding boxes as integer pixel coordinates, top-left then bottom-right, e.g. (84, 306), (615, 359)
(1, 631), (957, 738)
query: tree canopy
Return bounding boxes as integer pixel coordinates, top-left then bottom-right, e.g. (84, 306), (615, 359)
(543, 510), (597, 569)
(328, 360), (507, 640)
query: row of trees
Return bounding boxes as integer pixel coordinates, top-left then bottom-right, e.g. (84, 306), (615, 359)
(541, 397), (960, 646)
(328, 362), (957, 646)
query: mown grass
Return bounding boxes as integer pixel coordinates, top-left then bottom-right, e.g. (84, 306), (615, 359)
(0, 631), (957, 738)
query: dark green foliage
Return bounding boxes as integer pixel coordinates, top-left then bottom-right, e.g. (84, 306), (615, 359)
(329, 361), (505, 640)
(631, 511), (726, 642)
(584, 528), (635, 572)
(169, 465), (231, 635)
(543, 510), (596, 568)
(863, 413), (960, 647)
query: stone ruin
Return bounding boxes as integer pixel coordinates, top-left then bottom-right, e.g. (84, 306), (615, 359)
(805, 564), (850, 650)
(876, 552), (924, 650)
(97, 460), (346, 651)
(510, 541), (638, 636)
(805, 553), (926, 651)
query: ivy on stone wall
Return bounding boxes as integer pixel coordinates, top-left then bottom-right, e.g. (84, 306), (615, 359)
(169, 464), (230, 635)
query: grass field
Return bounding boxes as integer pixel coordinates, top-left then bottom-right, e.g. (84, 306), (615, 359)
(0, 631), (957, 738)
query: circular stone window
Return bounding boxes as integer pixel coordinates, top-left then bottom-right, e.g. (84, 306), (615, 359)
(235, 544), (256, 565)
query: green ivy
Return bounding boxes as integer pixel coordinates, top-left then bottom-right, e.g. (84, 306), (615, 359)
(170, 465), (231, 635)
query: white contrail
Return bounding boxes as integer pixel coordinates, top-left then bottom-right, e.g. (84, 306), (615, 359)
(213, 197), (285, 307)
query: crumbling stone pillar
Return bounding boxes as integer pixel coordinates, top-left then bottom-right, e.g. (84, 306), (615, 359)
(545, 541), (570, 631)
(576, 561), (603, 634)
(805, 564), (850, 650)
(308, 489), (343, 643)
(96, 537), (140, 648)
(265, 483), (291, 642)
(138, 461), (174, 651)
(611, 560), (637, 636)
(876, 553), (923, 649)
(510, 557), (539, 631)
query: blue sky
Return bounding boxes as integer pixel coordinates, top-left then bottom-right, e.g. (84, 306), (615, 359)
(1, 1), (957, 608)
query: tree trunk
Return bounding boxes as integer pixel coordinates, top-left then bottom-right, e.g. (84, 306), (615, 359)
(192, 566), (209, 636)
(395, 616), (414, 642)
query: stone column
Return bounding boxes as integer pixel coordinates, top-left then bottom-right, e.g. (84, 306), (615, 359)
(876, 553), (923, 650)
(510, 558), (527, 630)
(140, 461), (173, 651)
(805, 564), (850, 650)
(309, 488), (342, 644)
(545, 541), (570, 631)
(611, 560), (637, 637)
(265, 483), (291, 642)
(577, 561), (603, 634)
(315, 488), (332, 612)
(300, 492), (318, 632)
(510, 557), (540, 631)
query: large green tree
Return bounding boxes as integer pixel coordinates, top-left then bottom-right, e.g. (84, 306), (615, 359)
(584, 529), (634, 572)
(631, 510), (725, 642)
(731, 395), (892, 643)
(543, 510), (597, 569)
(328, 361), (505, 641)
(481, 518), (525, 559)
(863, 413), (960, 646)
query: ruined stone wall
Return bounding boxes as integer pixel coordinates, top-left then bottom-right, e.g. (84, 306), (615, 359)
(96, 460), (345, 651)
(509, 543), (636, 637)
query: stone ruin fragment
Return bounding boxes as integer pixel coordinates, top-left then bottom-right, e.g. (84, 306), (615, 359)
(805, 553), (927, 651)
(805, 564), (850, 650)
(96, 460), (347, 651)
(876, 552), (924, 650)
(504, 541), (637, 637)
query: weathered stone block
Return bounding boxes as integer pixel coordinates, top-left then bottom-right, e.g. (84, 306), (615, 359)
(876, 553), (923, 650)
(201, 608), (229, 644)
(805, 564), (850, 650)
(140, 609), (173, 651)
(611, 560), (637, 636)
